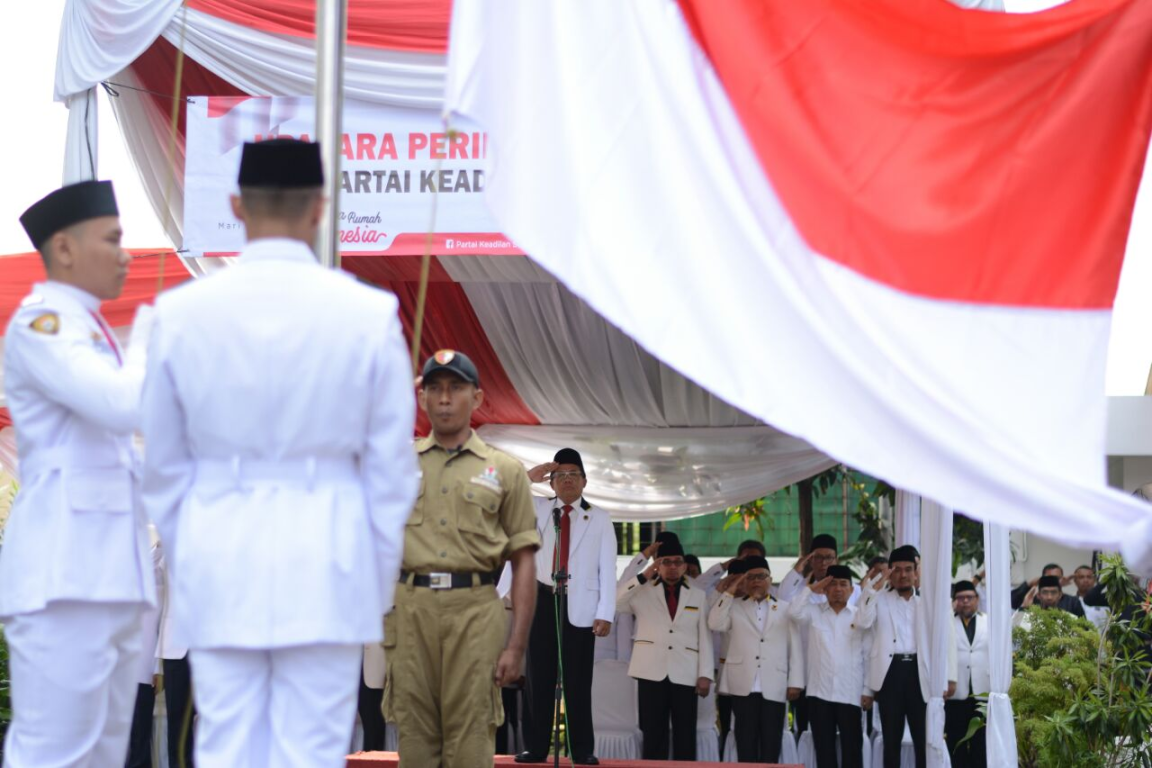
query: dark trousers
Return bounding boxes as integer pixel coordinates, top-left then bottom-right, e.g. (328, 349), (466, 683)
(809, 697), (864, 768)
(163, 657), (196, 768)
(731, 694), (785, 763)
(524, 583), (596, 759)
(717, 694), (733, 757)
(877, 658), (926, 768)
(792, 691), (810, 733)
(357, 673), (387, 751)
(496, 687), (521, 755)
(945, 698), (986, 768)
(125, 683), (154, 768)
(637, 677), (697, 760)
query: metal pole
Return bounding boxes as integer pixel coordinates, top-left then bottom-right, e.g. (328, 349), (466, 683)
(314, 0), (348, 269)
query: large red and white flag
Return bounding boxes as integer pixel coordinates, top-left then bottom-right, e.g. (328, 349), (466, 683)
(446, 0), (1152, 563)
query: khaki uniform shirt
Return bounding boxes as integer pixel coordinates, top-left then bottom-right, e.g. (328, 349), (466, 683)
(406, 431), (539, 573)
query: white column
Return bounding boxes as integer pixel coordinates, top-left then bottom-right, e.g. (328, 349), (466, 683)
(919, 499), (953, 768)
(895, 488), (922, 549)
(983, 521), (1020, 766)
(63, 87), (99, 183)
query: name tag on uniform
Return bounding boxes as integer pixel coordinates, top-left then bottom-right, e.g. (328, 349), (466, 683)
(684, 605), (699, 612)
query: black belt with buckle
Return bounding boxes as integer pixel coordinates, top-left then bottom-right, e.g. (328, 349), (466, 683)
(401, 570), (500, 590)
(895, 653), (918, 662)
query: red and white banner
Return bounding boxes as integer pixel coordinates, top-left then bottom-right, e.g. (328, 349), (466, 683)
(446, 0), (1152, 564)
(184, 96), (520, 255)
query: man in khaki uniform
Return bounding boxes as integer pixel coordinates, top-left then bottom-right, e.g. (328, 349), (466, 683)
(386, 350), (540, 767)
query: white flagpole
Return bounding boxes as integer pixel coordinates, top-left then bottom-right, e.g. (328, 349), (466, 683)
(314, 0), (348, 268)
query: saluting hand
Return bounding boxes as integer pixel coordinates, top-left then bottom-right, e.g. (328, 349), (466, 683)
(641, 540), (663, 560)
(643, 562), (660, 581)
(810, 575), (833, 596)
(527, 462), (559, 483)
(793, 551), (814, 575)
(725, 573), (747, 596)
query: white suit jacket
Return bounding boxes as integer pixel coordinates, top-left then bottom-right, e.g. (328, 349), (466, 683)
(708, 593), (804, 701)
(0, 281), (155, 617)
(532, 496), (617, 626)
(953, 612), (990, 701)
(617, 575), (713, 686)
(141, 238), (419, 650)
(855, 588), (957, 702)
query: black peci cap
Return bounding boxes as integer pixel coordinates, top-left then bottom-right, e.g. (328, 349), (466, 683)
(1038, 575), (1061, 589)
(811, 533), (838, 551)
(827, 565), (854, 582)
(238, 139), (323, 188)
(742, 555), (770, 572)
(553, 448), (584, 474)
(422, 349), (480, 387)
(889, 545), (919, 566)
(952, 580), (976, 596)
(659, 539), (685, 559)
(20, 181), (119, 250)
(727, 559), (749, 575)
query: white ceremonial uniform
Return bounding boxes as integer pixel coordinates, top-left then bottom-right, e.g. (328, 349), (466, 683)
(787, 587), (872, 705)
(952, 613), (989, 701)
(855, 587), (957, 702)
(141, 238), (419, 768)
(616, 575), (714, 685)
(708, 593), (804, 701)
(0, 281), (155, 768)
(532, 496), (617, 625)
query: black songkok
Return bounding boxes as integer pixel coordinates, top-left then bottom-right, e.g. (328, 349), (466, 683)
(20, 181), (118, 250)
(238, 139), (323, 188)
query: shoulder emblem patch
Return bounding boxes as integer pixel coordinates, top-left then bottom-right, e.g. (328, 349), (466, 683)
(29, 312), (60, 335)
(470, 465), (502, 491)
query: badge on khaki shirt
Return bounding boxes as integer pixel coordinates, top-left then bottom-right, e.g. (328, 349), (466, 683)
(29, 312), (59, 335)
(470, 465), (502, 492)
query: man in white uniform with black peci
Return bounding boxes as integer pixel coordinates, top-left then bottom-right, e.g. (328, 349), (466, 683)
(141, 139), (419, 768)
(2, 180), (156, 767)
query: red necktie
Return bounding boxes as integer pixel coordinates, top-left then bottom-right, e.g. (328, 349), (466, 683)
(89, 310), (122, 366)
(665, 583), (678, 619)
(553, 505), (572, 579)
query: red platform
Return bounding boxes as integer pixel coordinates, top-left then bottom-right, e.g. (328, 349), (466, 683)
(346, 753), (800, 768)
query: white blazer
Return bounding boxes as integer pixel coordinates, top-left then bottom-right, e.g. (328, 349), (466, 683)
(532, 496), (618, 627)
(953, 613), (990, 701)
(708, 593), (804, 701)
(855, 588), (957, 702)
(617, 575), (714, 686)
(0, 281), (155, 618)
(141, 238), (419, 650)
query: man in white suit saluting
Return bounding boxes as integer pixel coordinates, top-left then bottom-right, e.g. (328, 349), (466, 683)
(708, 555), (803, 763)
(517, 448), (617, 765)
(617, 538), (713, 761)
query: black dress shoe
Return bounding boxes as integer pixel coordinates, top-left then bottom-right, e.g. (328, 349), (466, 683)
(573, 757), (600, 766)
(514, 752), (547, 764)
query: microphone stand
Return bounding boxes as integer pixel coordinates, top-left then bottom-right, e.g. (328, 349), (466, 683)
(551, 506), (570, 768)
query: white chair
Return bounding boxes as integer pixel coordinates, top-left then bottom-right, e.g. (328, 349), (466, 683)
(591, 660), (643, 759)
(693, 689), (721, 762)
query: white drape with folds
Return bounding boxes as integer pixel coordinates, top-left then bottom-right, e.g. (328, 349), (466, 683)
(478, 424), (835, 520)
(920, 500), (954, 768)
(982, 522), (1020, 767)
(440, 256), (760, 429)
(895, 489), (922, 549)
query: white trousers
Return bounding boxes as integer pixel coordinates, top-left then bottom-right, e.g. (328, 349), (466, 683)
(190, 643), (362, 768)
(3, 600), (143, 768)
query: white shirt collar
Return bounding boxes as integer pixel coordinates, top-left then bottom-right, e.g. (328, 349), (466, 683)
(239, 237), (318, 264)
(39, 280), (101, 313)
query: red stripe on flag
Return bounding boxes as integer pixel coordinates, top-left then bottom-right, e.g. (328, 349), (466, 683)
(341, 258), (541, 431)
(678, 0), (1152, 308)
(187, 0), (450, 53)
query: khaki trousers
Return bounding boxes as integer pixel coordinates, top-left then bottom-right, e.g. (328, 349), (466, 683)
(384, 583), (506, 768)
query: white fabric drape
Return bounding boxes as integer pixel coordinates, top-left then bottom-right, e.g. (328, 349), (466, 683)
(62, 88), (99, 184)
(982, 522), (1019, 767)
(478, 424), (835, 520)
(54, 0), (184, 101)
(441, 256), (761, 428)
(920, 500), (954, 768)
(895, 489), (922, 549)
(161, 8), (446, 108)
(444, 0), (1152, 568)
